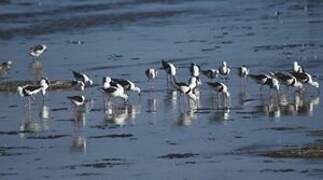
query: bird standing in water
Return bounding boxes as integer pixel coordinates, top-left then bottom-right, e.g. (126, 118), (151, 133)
(219, 61), (230, 81)
(201, 69), (219, 81)
(172, 76), (197, 111)
(161, 60), (176, 88)
(72, 71), (93, 87)
(207, 81), (230, 107)
(145, 68), (158, 91)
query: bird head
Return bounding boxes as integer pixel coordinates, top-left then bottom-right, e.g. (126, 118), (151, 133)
(133, 86), (141, 95)
(87, 79), (93, 86)
(6, 60), (12, 68)
(103, 76), (111, 84)
(311, 81), (320, 89)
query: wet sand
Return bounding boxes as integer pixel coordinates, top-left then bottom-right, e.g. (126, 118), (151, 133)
(0, 0), (323, 179)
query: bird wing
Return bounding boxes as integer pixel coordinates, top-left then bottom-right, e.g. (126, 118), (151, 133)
(102, 87), (117, 94)
(273, 72), (291, 82)
(24, 85), (42, 92)
(72, 71), (85, 81)
(207, 81), (221, 88)
(112, 79), (131, 90)
(35, 44), (43, 51)
(161, 60), (168, 69)
(290, 72), (308, 83)
(145, 69), (149, 77)
(207, 81), (224, 92)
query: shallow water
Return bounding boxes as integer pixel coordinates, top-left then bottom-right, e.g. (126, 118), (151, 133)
(0, 0), (323, 179)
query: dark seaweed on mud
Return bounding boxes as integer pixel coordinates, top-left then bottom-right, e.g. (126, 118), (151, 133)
(158, 153), (199, 159)
(88, 133), (133, 139)
(0, 146), (32, 157)
(26, 134), (70, 139)
(64, 158), (130, 169)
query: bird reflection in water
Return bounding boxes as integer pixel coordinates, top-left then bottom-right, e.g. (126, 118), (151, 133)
(19, 97), (41, 137)
(209, 108), (231, 124)
(70, 123), (87, 153)
(72, 107), (87, 128)
(103, 103), (139, 126)
(177, 110), (196, 126)
(71, 99), (93, 128)
(254, 92), (320, 118)
(238, 89), (251, 106)
(39, 102), (50, 131)
(70, 133), (87, 153)
(19, 117), (41, 138)
(211, 92), (230, 109)
(147, 97), (157, 113)
(164, 89), (178, 112)
(293, 93), (320, 116)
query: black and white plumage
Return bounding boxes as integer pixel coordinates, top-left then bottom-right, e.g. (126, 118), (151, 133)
(207, 81), (230, 98)
(248, 74), (270, 86)
(248, 74), (279, 93)
(190, 63), (200, 77)
(17, 84), (42, 97)
(72, 80), (85, 91)
(29, 44), (47, 58)
(238, 65), (249, 79)
(291, 71), (319, 89)
(114, 79), (141, 95)
(201, 69), (219, 80)
(101, 83), (128, 102)
(103, 77), (141, 95)
(293, 61), (304, 73)
(188, 76), (200, 94)
(161, 60), (176, 76)
(271, 72), (303, 90)
(219, 61), (230, 79)
(172, 76), (197, 102)
(40, 77), (49, 98)
(161, 60), (176, 88)
(145, 68), (158, 80)
(67, 96), (85, 106)
(72, 71), (93, 86)
(266, 77), (280, 92)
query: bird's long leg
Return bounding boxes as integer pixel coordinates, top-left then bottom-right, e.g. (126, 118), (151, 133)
(286, 85), (290, 96)
(166, 75), (169, 89)
(216, 92), (220, 108)
(103, 94), (107, 111)
(42, 94), (46, 103)
(28, 97), (32, 121)
(259, 85), (263, 96)
(179, 93), (184, 113)
(30, 95), (36, 102)
(184, 95), (188, 112)
(124, 97), (128, 107)
(239, 78), (242, 87)
(187, 97), (190, 110)
(72, 107), (77, 121)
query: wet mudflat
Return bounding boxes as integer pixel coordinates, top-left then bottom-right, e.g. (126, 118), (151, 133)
(0, 0), (323, 179)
